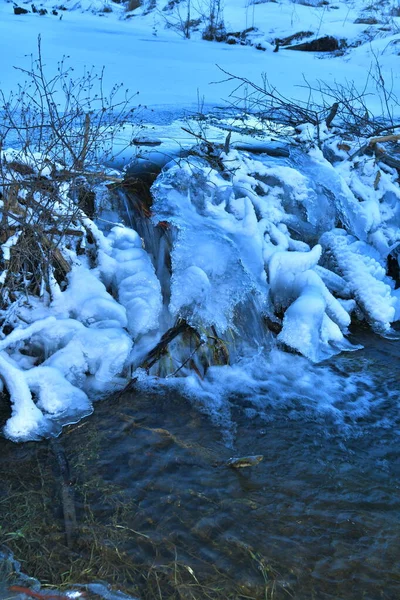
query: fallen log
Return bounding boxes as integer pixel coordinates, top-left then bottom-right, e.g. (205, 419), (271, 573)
(50, 439), (77, 549)
(349, 134), (400, 161)
(284, 35), (339, 52)
(276, 30), (313, 46)
(141, 320), (200, 371)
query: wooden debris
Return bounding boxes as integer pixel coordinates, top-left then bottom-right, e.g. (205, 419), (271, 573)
(131, 138), (162, 147)
(74, 113), (91, 170)
(44, 227), (83, 237)
(369, 133), (400, 145)
(7, 161), (35, 176)
(40, 235), (71, 277)
(276, 30), (313, 47)
(284, 35), (339, 52)
(50, 439), (77, 549)
(326, 102), (339, 128)
(264, 316), (282, 335)
(210, 325), (229, 365)
(141, 321), (200, 371)
(349, 133), (400, 161)
(232, 142), (290, 157)
(378, 154), (400, 171)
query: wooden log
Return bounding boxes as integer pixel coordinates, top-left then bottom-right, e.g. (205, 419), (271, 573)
(379, 154), (400, 171)
(284, 35), (339, 52)
(326, 102), (339, 128)
(141, 321), (199, 371)
(369, 133), (400, 145)
(39, 235), (71, 276)
(350, 134), (400, 161)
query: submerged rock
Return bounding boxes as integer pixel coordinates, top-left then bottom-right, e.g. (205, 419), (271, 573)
(226, 455), (264, 468)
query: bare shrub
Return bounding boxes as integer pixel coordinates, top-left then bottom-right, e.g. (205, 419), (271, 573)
(159, 0), (194, 37)
(218, 58), (400, 145)
(159, 0), (225, 40)
(0, 38), (142, 308)
(200, 0), (226, 41)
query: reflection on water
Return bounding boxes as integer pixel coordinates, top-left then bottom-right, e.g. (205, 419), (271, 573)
(1, 331), (400, 599)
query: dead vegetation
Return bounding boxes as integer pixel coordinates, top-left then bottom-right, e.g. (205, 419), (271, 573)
(0, 414), (287, 600)
(218, 57), (400, 147)
(0, 39), (143, 313)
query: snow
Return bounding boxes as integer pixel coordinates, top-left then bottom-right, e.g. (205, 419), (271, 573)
(0, 353), (49, 441)
(53, 266), (128, 329)
(0, 0), (399, 117)
(0, 317), (92, 441)
(320, 229), (397, 332)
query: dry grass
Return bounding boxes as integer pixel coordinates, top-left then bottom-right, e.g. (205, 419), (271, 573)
(0, 420), (288, 600)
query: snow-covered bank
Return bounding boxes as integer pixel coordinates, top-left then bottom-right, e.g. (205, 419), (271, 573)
(1, 0), (400, 115)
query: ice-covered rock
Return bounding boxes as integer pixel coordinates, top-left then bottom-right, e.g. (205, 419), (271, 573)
(268, 246), (352, 361)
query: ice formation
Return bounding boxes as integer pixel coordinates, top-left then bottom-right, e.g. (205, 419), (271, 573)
(107, 226), (163, 338)
(151, 155), (269, 332)
(320, 229), (397, 333)
(1, 126), (400, 441)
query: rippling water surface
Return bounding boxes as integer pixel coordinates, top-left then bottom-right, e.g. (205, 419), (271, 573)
(1, 331), (400, 599)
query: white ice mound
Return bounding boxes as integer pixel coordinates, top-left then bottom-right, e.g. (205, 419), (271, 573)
(320, 229), (397, 332)
(1, 352), (53, 442)
(42, 324), (132, 394)
(1, 261), (136, 440)
(0, 318), (92, 442)
(268, 246), (353, 361)
(54, 265), (128, 329)
(107, 226), (163, 338)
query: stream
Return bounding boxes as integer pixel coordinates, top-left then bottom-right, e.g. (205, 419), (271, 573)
(0, 328), (399, 600)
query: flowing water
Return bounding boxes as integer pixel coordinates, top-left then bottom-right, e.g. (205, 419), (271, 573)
(1, 329), (399, 599)
(1, 122), (400, 598)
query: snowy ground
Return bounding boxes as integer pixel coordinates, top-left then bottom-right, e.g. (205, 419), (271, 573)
(0, 0), (399, 116)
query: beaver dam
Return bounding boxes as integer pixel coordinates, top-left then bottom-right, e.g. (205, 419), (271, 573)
(1, 110), (400, 599)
